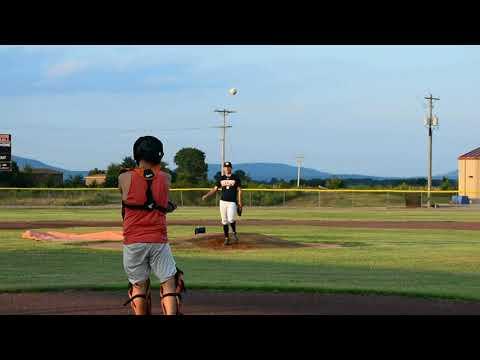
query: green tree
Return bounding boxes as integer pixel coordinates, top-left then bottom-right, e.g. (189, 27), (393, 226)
(64, 175), (85, 188)
(105, 163), (121, 187)
(325, 177), (345, 189)
(173, 148), (208, 186)
(45, 175), (57, 188)
(88, 168), (105, 176)
(270, 177), (279, 185)
(159, 161), (177, 183)
(233, 169), (251, 185)
(0, 161), (18, 186)
(396, 182), (410, 190)
(440, 176), (453, 190)
(121, 156), (137, 169)
(15, 164), (35, 187)
(23, 164), (33, 174)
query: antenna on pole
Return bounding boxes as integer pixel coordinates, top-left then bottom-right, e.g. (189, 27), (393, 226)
(296, 154), (304, 188)
(214, 109), (236, 176)
(424, 93), (440, 208)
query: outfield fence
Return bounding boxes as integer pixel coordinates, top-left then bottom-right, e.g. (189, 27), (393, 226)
(0, 188), (460, 208)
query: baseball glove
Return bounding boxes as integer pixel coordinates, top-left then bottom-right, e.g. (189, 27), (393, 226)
(165, 201), (177, 213)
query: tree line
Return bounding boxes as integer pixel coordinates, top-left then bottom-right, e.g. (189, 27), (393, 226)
(79, 147), (251, 188)
(0, 146), (457, 190)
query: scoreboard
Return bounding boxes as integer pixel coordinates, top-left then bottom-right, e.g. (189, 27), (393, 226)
(0, 134), (12, 171)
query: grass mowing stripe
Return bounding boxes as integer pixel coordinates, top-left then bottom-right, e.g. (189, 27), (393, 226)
(2, 225), (480, 300)
(2, 207), (480, 222)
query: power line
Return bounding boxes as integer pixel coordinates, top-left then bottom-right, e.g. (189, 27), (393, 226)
(1, 124), (212, 133)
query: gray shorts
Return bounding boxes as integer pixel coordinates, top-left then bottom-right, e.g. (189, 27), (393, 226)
(123, 243), (177, 285)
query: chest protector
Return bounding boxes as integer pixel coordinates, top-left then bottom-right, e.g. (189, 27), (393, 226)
(121, 167), (177, 220)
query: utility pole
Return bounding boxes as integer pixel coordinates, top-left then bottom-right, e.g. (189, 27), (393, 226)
(296, 155), (304, 188)
(424, 94), (440, 208)
(214, 109), (235, 175)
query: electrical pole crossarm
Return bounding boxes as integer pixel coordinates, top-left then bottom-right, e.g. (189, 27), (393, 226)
(214, 108), (236, 176)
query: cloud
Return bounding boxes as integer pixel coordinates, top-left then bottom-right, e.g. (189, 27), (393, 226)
(46, 60), (88, 78)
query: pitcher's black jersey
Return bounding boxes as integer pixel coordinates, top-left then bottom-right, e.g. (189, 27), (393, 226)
(216, 174), (241, 203)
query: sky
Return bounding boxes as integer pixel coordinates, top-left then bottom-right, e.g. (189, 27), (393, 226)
(0, 45), (479, 177)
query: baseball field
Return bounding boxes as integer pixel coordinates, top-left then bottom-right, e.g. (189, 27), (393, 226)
(2, 205), (480, 314)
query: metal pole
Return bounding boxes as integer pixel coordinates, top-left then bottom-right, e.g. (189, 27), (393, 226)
(214, 109), (235, 177)
(428, 101), (433, 208)
(296, 155), (303, 188)
(221, 112), (226, 176)
(297, 164), (301, 187)
(425, 94), (439, 208)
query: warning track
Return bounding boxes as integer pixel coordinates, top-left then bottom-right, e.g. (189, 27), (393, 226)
(1, 290), (480, 315)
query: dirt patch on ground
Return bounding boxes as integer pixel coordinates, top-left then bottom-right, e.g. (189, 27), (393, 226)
(4, 219), (480, 230)
(2, 290), (480, 315)
(21, 230), (337, 251)
(22, 230), (123, 242)
(169, 232), (335, 250)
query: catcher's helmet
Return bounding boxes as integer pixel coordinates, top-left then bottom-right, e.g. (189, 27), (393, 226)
(133, 136), (164, 165)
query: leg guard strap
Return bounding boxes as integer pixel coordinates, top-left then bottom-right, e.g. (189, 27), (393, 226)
(160, 268), (186, 315)
(123, 294), (147, 306)
(124, 279), (152, 315)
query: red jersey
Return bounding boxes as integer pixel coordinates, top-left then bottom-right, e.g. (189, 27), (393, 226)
(122, 167), (169, 245)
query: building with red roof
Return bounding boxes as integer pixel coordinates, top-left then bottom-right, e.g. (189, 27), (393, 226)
(458, 147), (480, 199)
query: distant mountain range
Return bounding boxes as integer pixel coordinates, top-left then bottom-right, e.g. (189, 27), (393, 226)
(11, 155), (458, 182)
(433, 170), (458, 180)
(208, 163), (458, 181)
(207, 163), (389, 181)
(12, 156), (88, 180)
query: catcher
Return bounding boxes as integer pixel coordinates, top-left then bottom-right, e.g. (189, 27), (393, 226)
(202, 161), (243, 246)
(119, 135), (185, 315)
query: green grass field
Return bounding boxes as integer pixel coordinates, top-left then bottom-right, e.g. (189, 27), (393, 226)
(1, 207), (480, 301)
(0, 206), (479, 222)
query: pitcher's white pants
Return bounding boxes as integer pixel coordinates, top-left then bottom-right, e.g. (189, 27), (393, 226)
(219, 200), (237, 225)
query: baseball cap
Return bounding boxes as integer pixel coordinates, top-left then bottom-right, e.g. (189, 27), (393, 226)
(223, 162), (232, 167)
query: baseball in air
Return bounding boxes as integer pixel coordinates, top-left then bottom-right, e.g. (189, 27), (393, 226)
(229, 88), (238, 96)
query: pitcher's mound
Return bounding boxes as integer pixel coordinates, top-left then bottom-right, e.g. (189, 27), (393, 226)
(171, 233), (319, 250)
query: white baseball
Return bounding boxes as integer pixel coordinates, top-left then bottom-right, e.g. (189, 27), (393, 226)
(229, 88), (238, 95)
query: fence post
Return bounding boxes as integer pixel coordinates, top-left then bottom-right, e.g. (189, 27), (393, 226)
(351, 191), (354, 208)
(283, 191), (286, 206)
(386, 191), (389, 209)
(180, 190), (184, 207)
(249, 191), (252, 207)
(318, 191), (321, 207)
(420, 191), (423, 208)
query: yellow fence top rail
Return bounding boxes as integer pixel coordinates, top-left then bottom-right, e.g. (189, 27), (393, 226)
(0, 187), (459, 193)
